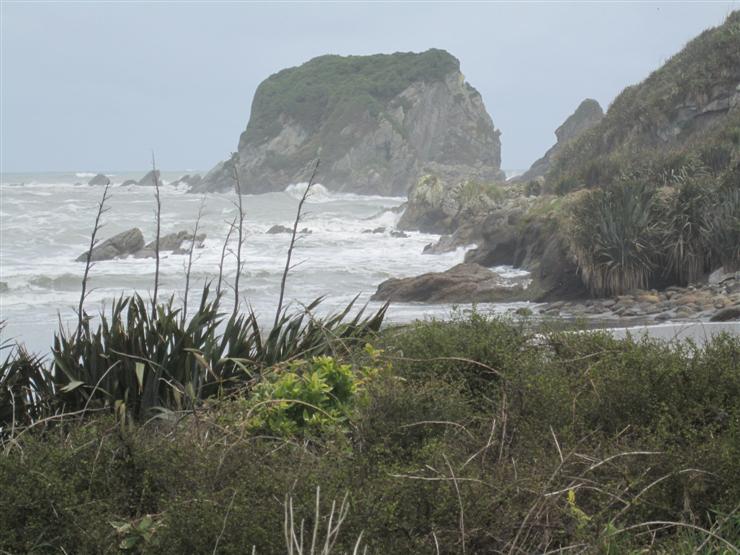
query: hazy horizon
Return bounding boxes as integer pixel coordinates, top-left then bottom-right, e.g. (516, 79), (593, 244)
(2, 1), (738, 174)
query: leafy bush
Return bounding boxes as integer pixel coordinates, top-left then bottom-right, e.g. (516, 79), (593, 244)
(2, 318), (739, 554)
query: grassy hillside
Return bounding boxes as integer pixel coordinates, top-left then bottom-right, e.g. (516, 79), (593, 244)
(547, 10), (740, 192)
(242, 49), (461, 147)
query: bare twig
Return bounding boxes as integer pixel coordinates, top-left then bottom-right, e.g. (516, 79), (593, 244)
(213, 489), (238, 555)
(443, 454), (466, 555)
(274, 159), (320, 328)
(151, 152), (162, 316)
(78, 178), (111, 336)
(183, 196), (206, 324)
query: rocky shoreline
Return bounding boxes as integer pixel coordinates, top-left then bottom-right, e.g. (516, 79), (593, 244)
(528, 273), (740, 324)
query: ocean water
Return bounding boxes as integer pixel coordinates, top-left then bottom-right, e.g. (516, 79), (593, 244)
(0, 171), (533, 354)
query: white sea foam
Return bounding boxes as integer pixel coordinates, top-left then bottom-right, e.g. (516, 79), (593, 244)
(0, 178), (532, 354)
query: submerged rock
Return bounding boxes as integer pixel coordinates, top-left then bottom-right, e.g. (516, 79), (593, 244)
(267, 225), (292, 234)
(76, 228), (145, 262)
(87, 173), (110, 186)
(371, 263), (529, 303)
(170, 174), (202, 188)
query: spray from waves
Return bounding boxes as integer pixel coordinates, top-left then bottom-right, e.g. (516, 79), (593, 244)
(75, 172), (97, 178)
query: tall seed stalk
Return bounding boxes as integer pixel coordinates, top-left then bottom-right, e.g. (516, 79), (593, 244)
(183, 196), (206, 324)
(151, 152), (162, 316)
(77, 178), (111, 336)
(232, 156), (246, 317)
(275, 159), (320, 328)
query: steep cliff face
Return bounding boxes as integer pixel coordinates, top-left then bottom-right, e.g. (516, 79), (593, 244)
(195, 50), (504, 195)
(547, 11), (740, 190)
(515, 99), (603, 182)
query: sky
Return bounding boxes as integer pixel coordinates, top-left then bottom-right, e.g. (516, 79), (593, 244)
(1, 1), (738, 173)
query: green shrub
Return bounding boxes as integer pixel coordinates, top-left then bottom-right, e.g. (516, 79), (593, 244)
(566, 181), (663, 296)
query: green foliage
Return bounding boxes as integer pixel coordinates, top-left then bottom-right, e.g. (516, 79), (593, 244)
(0, 287), (386, 429)
(248, 355), (373, 436)
(566, 182), (662, 296)
(2, 318), (739, 554)
(245, 49), (460, 146)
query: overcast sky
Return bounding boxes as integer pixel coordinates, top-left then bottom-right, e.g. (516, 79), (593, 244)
(2, 1), (738, 173)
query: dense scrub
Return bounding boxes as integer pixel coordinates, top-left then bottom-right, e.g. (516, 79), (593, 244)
(2, 313), (739, 553)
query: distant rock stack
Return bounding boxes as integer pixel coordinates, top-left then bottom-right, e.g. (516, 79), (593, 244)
(514, 99), (604, 183)
(193, 49), (505, 196)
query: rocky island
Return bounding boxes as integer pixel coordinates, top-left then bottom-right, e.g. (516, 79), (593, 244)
(193, 49), (504, 195)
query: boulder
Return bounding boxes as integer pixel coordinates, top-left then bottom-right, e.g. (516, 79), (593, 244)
(0, 281), (8, 293)
(136, 170), (161, 187)
(134, 231), (207, 258)
(76, 228), (145, 262)
(121, 179), (138, 187)
(267, 225), (293, 234)
(371, 263), (529, 303)
(171, 174), (202, 188)
(709, 306), (740, 322)
(87, 173), (110, 186)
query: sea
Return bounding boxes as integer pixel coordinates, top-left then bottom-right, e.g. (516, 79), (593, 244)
(0, 170), (533, 355)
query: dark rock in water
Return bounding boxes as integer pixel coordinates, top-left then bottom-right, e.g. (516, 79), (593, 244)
(87, 173), (110, 186)
(371, 263), (528, 303)
(362, 227), (386, 234)
(0, 281), (8, 293)
(193, 49), (504, 195)
(136, 170), (161, 187)
(267, 225), (293, 234)
(464, 209), (585, 301)
(423, 235), (459, 255)
(710, 307), (740, 322)
(171, 174), (202, 188)
(121, 179), (138, 187)
(135, 231), (207, 257)
(76, 228), (145, 262)
(266, 225), (311, 235)
(390, 231), (409, 238)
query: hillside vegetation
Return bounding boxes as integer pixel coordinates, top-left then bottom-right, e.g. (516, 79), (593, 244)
(547, 10), (740, 192)
(3, 310), (739, 553)
(242, 49), (460, 146)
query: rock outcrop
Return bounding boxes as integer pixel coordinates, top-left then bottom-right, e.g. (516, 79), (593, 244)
(171, 174), (202, 188)
(76, 229), (205, 261)
(135, 170), (161, 187)
(133, 231), (206, 258)
(194, 49), (504, 195)
(88, 173), (110, 186)
(76, 228), (145, 262)
(514, 99), (603, 182)
(397, 175), (503, 235)
(371, 263), (530, 303)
